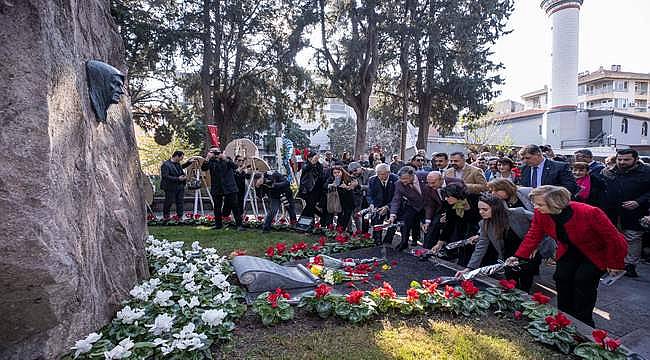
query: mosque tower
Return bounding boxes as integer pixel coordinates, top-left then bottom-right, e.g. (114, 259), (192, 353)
(540, 0), (584, 147)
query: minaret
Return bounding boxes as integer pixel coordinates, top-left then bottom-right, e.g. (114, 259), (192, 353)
(540, 0), (583, 147)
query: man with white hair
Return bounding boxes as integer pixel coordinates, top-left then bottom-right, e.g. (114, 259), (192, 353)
(366, 163), (398, 245)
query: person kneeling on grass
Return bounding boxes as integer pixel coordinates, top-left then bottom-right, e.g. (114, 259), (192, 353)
(455, 194), (540, 292)
(253, 171), (297, 233)
(506, 185), (627, 327)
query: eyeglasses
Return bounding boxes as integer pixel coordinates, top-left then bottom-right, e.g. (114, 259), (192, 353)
(415, 159), (424, 162)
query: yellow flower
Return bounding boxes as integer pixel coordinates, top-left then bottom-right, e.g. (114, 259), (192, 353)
(310, 265), (323, 276)
(382, 264), (391, 271)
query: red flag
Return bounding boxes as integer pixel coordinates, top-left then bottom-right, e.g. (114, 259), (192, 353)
(207, 125), (220, 147)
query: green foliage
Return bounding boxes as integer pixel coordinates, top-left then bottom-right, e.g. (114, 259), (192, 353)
(137, 135), (201, 175)
(252, 291), (295, 326)
(574, 343), (627, 360)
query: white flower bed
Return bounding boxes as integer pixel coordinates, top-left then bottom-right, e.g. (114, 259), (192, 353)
(64, 236), (246, 359)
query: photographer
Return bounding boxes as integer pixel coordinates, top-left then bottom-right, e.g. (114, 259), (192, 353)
(160, 150), (195, 219)
(201, 148), (244, 230)
(253, 171), (297, 232)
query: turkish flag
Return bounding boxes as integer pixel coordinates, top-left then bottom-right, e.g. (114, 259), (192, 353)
(207, 125), (220, 147)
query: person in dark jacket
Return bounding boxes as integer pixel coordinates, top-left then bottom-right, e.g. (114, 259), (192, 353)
(366, 164), (398, 244)
(572, 162), (606, 208)
(432, 183), (481, 266)
(233, 155), (251, 220)
(254, 171), (297, 232)
(574, 149), (605, 176)
(201, 148), (244, 230)
(507, 186), (627, 327)
(298, 152), (324, 220)
(421, 172), (463, 249)
(519, 144), (578, 194)
(600, 149), (650, 277)
(389, 166), (425, 251)
(160, 151), (195, 219)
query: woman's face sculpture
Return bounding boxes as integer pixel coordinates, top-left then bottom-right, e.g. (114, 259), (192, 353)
(86, 60), (125, 122)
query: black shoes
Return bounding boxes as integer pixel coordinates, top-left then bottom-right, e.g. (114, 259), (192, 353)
(624, 264), (639, 278)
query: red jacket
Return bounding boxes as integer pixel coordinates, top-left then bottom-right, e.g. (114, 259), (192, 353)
(515, 202), (627, 270)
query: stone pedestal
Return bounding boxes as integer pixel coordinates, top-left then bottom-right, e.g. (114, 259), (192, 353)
(0, 1), (149, 358)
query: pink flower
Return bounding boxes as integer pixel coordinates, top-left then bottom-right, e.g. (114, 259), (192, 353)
(604, 338), (621, 351)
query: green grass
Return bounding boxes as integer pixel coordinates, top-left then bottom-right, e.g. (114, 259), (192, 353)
(217, 314), (566, 360)
(147, 225), (316, 256)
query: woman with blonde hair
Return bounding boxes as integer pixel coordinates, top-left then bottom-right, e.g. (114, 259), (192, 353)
(488, 178), (533, 210)
(507, 185), (627, 327)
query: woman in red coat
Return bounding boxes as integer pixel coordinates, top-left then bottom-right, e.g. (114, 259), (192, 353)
(507, 185), (627, 327)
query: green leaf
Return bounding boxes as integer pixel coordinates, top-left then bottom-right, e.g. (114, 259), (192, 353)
(555, 339), (571, 354)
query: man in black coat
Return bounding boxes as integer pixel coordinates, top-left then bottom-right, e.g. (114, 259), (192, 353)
(160, 150), (195, 219)
(519, 144), (578, 194)
(601, 149), (650, 277)
(298, 152), (324, 219)
(389, 166), (425, 251)
(201, 148), (244, 230)
(254, 171), (297, 232)
(366, 163), (398, 245)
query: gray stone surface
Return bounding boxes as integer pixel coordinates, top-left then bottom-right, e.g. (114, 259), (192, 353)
(0, 1), (149, 358)
(232, 256), (318, 293)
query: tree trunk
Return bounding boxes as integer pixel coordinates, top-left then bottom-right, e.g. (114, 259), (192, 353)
(416, 94), (432, 150)
(399, 0), (411, 159)
(200, 0), (214, 151)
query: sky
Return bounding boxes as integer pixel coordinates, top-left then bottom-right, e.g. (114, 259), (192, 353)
(493, 0), (650, 101)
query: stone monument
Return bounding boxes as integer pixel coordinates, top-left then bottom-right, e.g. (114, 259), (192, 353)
(232, 256), (318, 301)
(0, 1), (149, 358)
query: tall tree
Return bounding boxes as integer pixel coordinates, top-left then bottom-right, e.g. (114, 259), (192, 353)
(314, 0), (384, 158)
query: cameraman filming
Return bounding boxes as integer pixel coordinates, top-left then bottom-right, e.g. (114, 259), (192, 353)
(253, 171), (297, 232)
(201, 148), (244, 230)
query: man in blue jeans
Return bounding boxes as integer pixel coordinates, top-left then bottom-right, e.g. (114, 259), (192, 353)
(253, 171), (297, 232)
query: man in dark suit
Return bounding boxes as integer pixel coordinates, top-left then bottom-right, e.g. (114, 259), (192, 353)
(160, 150), (195, 219)
(367, 163), (398, 245)
(519, 144), (578, 194)
(389, 166), (425, 251)
(201, 148), (244, 230)
(421, 172), (463, 249)
(574, 149), (605, 176)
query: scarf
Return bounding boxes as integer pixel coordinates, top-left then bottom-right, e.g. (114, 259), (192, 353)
(452, 199), (469, 218)
(550, 206), (574, 245)
(575, 175), (591, 201)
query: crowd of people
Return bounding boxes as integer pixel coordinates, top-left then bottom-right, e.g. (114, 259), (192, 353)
(160, 144), (650, 327)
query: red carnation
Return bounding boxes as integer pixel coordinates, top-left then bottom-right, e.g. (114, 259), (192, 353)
(276, 242), (287, 254)
(532, 292), (551, 304)
(314, 284), (332, 299)
(318, 236), (327, 246)
(346, 290), (365, 305)
(592, 329), (608, 344)
(265, 246), (275, 257)
(406, 288), (419, 302)
(604, 338), (621, 351)
(514, 310), (522, 320)
(461, 280), (479, 297)
(313, 255), (324, 266)
(499, 279), (517, 290)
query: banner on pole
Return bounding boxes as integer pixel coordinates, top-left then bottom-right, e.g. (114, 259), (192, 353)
(207, 125), (220, 147)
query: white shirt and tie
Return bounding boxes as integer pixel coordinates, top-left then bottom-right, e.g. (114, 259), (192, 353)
(530, 158), (545, 188)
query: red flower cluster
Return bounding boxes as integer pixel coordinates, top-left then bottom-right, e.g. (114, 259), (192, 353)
(314, 222), (322, 229)
(335, 234), (349, 244)
(327, 224), (335, 231)
(312, 255), (324, 266)
(276, 242), (287, 254)
(265, 246), (275, 257)
(257, 215), (265, 222)
(374, 273), (382, 281)
(314, 284), (332, 299)
(205, 215), (215, 221)
(231, 249), (247, 257)
(194, 214), (201, 219)
(514, 310), (523, 320)
(406, 288), (420, 302)
(461, 280), (479, 297)
(362, 232), (371, 239)
(374, 282), (397, 299)
(170, 215), (181, 221)
(422, 279), (439, 293)
(290, 241), (307, 253)
(391, 260), (398, 266)
(147, 214), (157, 221)
(544, 312), (572, 332)
(414, 249), (428, 257)
(532, 292), (551, 304)
(267, 288), (290, 308)
(444, 285), (462, 299)
(592, 329), (622, 351)
(278, 218), (287, 224)
(223, 215), (233, 222)
(346, 290), (365, 304)
(336, 226), (344, 233)
(311, 244), (323, 252)
(318, 236), (327, 246)
(499, 279), (517, 290)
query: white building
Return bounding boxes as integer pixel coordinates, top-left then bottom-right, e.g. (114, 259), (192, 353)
(483, 0), (650, 156)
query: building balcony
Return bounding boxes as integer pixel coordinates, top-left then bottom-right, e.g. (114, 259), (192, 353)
(635, 90), (648, 96)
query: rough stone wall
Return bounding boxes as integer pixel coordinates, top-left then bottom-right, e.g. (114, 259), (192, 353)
(0, 1), (149, 358)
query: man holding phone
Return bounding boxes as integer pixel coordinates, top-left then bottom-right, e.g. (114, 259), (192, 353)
(201, 148), (244, 230)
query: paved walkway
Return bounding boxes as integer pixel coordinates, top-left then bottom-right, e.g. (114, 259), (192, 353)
(532, 261), (650, 359)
